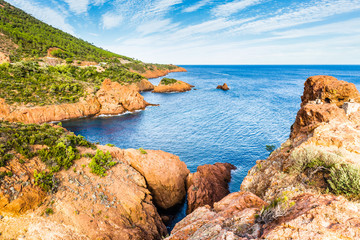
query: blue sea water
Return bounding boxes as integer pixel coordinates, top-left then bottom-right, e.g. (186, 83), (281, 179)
(62, 65), (360, 229)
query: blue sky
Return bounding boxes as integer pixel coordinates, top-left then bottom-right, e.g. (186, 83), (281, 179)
(6, 0), (360, 64)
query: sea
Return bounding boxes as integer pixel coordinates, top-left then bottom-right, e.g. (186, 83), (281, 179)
(62, 65), (360, 230)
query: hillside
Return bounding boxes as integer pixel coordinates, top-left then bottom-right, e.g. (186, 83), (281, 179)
(0, 0), (184, 75)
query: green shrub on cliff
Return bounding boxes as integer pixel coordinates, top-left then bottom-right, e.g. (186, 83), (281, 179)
(89, 150), (117, 177)
(0, 121), (95, 171)
(328, 164), (360, 199)
(34, 170), (57, 192)
(289, 145), (360, 199)
(160, 78), (178, 85)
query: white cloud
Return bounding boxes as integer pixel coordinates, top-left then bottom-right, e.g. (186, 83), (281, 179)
(136, 19), (180, 35)
(6, 0), (75, 35)
(149, 0), (182, 15)
(212, 0), (262, 17)
(63, 0), (89, 14)
(231, 0), (360, 34)
(101, 12), (123, 29)
(182, 0), (211, 13)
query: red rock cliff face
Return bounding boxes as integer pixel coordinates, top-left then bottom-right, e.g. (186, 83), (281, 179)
(0, 79), (150, 124)
(186, 163), (236, 214)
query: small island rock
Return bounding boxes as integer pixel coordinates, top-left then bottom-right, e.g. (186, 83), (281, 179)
(216, 83), (229, 90)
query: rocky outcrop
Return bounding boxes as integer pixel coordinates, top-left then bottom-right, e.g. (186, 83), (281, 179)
(121, 149), (190, 209)
(130, 79), (155, 92)
(186, 163), (236, 214)
(0, 143), (191, 239)
(165, 192), (267, 239)
(167, 75), (360, 239)
(301, 75), (360, 107)
(141, 66), (187, 79)
(96, 78), (149, 115)
(0, 79), (150, 124)
(216, 83), (229, 91)
(153, 81), (194, 93)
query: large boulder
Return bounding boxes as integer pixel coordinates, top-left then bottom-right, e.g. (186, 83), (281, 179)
(122, 149), (190, 209)
(186, 163), (236, 214)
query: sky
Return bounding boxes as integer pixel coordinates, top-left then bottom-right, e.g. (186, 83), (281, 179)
(5, 0), (360, 64)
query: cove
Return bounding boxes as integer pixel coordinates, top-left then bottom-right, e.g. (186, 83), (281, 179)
(62, 65), (360, 230)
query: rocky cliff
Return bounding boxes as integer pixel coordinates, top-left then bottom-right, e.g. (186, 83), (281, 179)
(0, 79), (150, 124)
(0, 141), (189, 239)
(166, 75), (360, 239)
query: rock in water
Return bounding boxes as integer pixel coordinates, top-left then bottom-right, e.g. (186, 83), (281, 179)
(186, 163), (236, 214)
(216, 83), (229, 90)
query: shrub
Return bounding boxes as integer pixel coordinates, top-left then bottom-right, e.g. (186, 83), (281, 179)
(89, 150), (116, 177)
(45, 208), (54, 215)
(138, 148), (147, 154)
(256, 193), (295, 224)
(328, 164), (360, 199)
(34, 170), (57, 192)
(160, 78), (178, 85)
(265, 145), (276, 155)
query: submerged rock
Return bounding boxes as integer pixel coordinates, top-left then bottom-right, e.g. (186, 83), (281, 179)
(186, 163), (236, 214)
(216, 83), (229, 90)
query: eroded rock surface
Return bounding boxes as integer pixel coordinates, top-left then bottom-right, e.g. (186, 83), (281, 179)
(186, 163), (236, 214)
(141, 66), (187, 79)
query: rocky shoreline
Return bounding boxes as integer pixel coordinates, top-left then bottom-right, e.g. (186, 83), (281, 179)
(2, 75), (360, 239)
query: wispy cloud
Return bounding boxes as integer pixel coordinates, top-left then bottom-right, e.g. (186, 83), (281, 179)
(101, 12), (123, 29)
(212, 0), (262, 17)
(63, 0), (89, 14)
(6, 0), (75, 35)
(182, 0), (212, 13)
(136, 18), (180, 35)
(231, 0), (360, 34)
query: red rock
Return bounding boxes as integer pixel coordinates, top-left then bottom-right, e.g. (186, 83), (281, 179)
(139, 66), (187, 79)
(186, 163), (236, 214)
(152, 80), (193, 93)
(301, 75), (360, 107)
(216, 83), (229, 90)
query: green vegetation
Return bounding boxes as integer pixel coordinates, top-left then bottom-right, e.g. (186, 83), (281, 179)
(45, 208), (54, 215)
(0, 170), (13, 179)
(265, 144), (276, 155)
(0, 120), (95, 171)
(160, 78), (178, 85)
(34, 170), (57, 192)
(138, 148), (147, 154)
(257, 192), (295, 224)
(105, 143), (115, 147)
(328, 164), (360, 199)
(0, 62), (144, 105)
(89, 150), (117, 177)
(0, 0), (131, 62)
(290, 145), (360, 200)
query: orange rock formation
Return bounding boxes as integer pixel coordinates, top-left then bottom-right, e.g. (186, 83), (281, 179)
(0, 79), (150, 124)
(153, 80), (194, 93)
